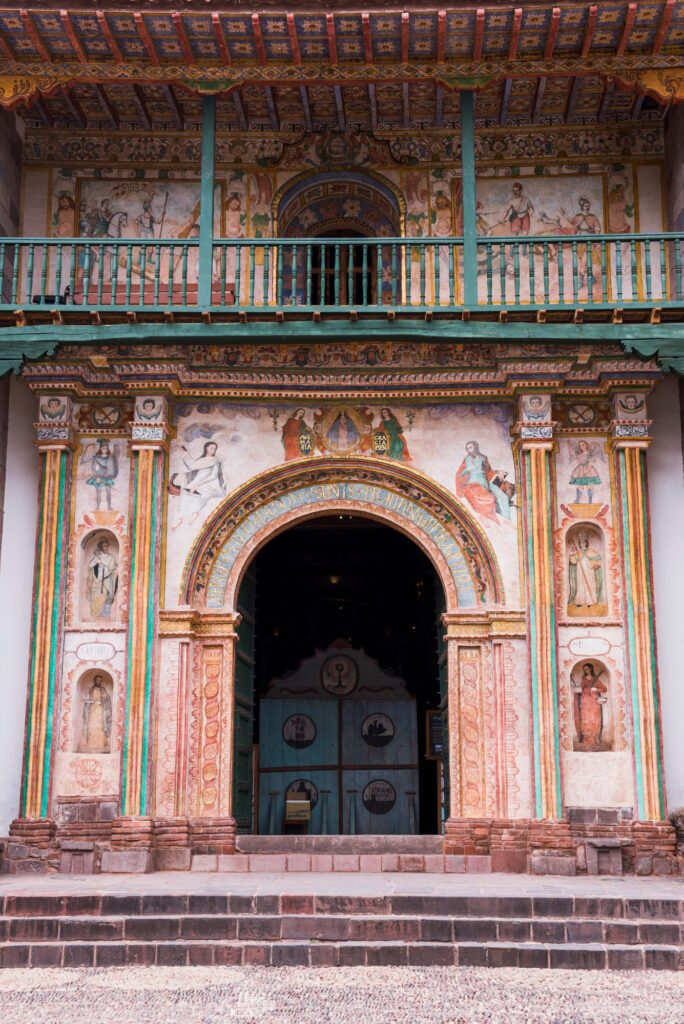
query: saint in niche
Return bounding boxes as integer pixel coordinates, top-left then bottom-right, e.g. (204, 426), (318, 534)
(86, 537), (119, 620)
(568, 440), (601, 504)
(455, 440), (513, 524)
(572, 662), (610, 752)
(81, 439), (119, 511)
(79, 675), (112, 753)
(374, 408), (411, 462)
(568, 530), (606, 617)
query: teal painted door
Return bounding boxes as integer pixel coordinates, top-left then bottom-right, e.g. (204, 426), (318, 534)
(233, 571), (256, 833)
(258, 695), (418, 834)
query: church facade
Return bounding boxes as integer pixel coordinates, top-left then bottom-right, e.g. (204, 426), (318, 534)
(0, 0), (683, 874)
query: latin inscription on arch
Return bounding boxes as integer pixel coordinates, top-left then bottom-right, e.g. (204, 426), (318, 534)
(205, 482), (477, 609)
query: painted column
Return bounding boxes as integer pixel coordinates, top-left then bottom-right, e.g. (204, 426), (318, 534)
(198, 93), (216, 308)
(459, 90), (478, 307)
(515, 392), (562, 820)
(121, 397), (168, 822)
(20, 397), (74, 821)
(611, 391), (664, 821)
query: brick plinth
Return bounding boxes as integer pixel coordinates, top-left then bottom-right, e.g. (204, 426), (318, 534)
(443, 818), (492, 856)
(189, 817), (237, 855)
(3, 819), (59, 875)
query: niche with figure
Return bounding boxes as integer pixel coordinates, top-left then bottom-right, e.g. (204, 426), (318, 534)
(566, 523), (607, 617)
(80, 530), (120, 623)
(74, 670), (113, 754)
(570, 660), (613, 752)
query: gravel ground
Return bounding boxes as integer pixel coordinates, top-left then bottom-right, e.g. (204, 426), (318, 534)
(0, 966), (681, 1024)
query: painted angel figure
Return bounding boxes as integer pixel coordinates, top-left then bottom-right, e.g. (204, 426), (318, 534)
(80, 438), (119, 510)
(169, 439), (227, 527)
(568, 439), (602, 504)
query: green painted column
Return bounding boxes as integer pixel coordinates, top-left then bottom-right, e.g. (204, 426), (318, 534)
(460, 90), (478, 308)
(198, 94), (216, 308)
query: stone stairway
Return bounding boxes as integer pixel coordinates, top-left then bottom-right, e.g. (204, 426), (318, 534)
(0, 888), (681, 969)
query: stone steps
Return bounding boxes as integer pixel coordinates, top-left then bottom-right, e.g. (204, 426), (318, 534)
(0, 890), (681, 970)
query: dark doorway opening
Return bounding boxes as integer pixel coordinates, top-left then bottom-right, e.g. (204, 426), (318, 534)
(237, 515), (446, 835)
(311, 230), (374, 305)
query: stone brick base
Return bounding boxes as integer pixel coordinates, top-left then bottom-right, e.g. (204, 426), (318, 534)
(0, 812), (678, 875)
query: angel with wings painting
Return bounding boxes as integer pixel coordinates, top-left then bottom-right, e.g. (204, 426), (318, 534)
(568, 439), (602, 504)
(80, 438), (120, 510)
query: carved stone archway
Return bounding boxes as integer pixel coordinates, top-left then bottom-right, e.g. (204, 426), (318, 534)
(171, 458), (526, 849)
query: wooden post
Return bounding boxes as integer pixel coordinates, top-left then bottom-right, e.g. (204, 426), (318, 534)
(460, 90), (479, 308)
(198, 94), (216, 308)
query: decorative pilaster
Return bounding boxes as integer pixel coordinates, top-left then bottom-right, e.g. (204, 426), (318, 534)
(611, 391), (664, 821)
(515, 392), (562, 820)
(21, 397), (74, 819)
(121, 397), (168, 819)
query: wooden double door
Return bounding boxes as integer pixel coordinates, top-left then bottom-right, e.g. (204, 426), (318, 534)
(258, 696), (419, 835)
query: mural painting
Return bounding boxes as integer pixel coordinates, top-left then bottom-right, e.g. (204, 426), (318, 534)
(80, 439), (121, 511)
(83, 533), (119, 622)
(566, 525), (606, 618)
(455, 441), (514, 526)
(570, 661), (612, 753)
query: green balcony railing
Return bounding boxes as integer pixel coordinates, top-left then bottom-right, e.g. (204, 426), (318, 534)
(1, 233), (683, 314)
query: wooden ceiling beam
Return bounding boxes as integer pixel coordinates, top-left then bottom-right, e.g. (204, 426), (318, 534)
(211, 12), (230, 65)
(60, 10), (87, 63)
(402, 81), (410, 128)
(473, 7), (484, 61)
(437, 10), (446, 63)
(265, 85), (279, 131)
(362, 12), (372, 63)
(133, 13), (160, 66)
(62, 87), (87, 128)
(545, 7), (560, 59)
(508, 8), (522, 61)
(532, 77), (546, 123)
(97, 10), (123, 62)
(172, 12), (195, 66)
(233, 89), (248, 130)
(368, 82), (377, 131)
(435, 82), (443, 128)
(597, 81), (614, 122)
(653, 0), (675, 55)
(163, 83), (184, 129)
(617, 2), (636, 57)
(251, 13), (266, 66)
(0, 26), (15, 61)
(132, 83), (152, 129)
(565, 77), (580, 122)
(499, 77), (512, 125)
(581, 4), (598, 57)
(299, 84), (312, 132)
(631, 93), (644, 119)
(326, 13), (337, 65)
(401, 11), (409, 64)
(95, 84), (119, 128)
(334, 84), (345, 131)
(287, 13), (301, 66)
(20, 9), (50, 62)
(34, 96), (54, 128)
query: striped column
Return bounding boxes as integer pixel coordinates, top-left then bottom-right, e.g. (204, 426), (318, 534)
(21, 401), (73, 819)
(516, 394), (562, 820)
(121, 399), (167, 818)
(612, 394), (664, 821)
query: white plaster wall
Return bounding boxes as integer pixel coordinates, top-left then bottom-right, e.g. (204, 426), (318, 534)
(0, 377), (38, 833)
(648, 373), (684, 812)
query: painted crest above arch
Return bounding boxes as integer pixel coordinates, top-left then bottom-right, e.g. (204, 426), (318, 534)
(181, 458), (504, 614)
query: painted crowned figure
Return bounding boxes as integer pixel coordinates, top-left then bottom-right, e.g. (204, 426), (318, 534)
(568, 533), (603, 613)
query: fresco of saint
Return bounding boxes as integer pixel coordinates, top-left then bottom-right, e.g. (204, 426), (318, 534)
(377, 408), (411, 462)
(569, 440), (601, 504)
(81, 439), (119, 510)
(86, 537), (119, 620)
(80, 676), (113, 754)
(572, 662), (609, 752)
(170, 440), (227, 526)
(281, 408), (315, 460)
(568, 533), (604, 615)
(455, 441), (511, 524)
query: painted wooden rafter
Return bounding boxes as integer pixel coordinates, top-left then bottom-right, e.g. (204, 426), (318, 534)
(287, 13), (301, 66)
(299, 83), (312, 130)
(20, 8), (49, 61)
(533, 5), (560, 121)
(251, 13), (266, 66)
(61, 85), (86, 127)
(653, 0), (675, 55)
(60, 10), (87, 64)
(96, 83), (119, 127)
(233, 87), (247, 129)
(212, 13), (230, 65)
(163, 82), (184, 129)
(362, 12), (372, 63)
(133, 13), (159, 66)
(96, 10), (123, 62)
(172, 12), (195, 66)
(326, 13), (337, 65)
(132, 82), (152, 127)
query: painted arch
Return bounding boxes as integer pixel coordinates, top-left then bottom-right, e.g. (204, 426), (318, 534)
(181, 458), (504, 613)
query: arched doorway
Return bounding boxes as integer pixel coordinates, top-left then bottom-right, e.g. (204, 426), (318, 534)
(239, 514), (446, 836)
(274, 170), (404, 307)
(179, 458), (506, 841)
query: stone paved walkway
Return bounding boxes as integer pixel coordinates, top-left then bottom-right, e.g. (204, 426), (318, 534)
(0, 871), (682, 898)
(0, 964), (681, 1023)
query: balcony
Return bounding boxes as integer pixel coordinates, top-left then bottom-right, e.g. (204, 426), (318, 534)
(1, 233), (684, 325)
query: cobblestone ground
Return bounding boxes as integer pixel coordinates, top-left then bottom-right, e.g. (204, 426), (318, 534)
(0, 966), (681, 1024)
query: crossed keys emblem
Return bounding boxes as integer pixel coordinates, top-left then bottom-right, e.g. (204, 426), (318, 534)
(567, 404), (595, 427)
(92, 406), (121, 428)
